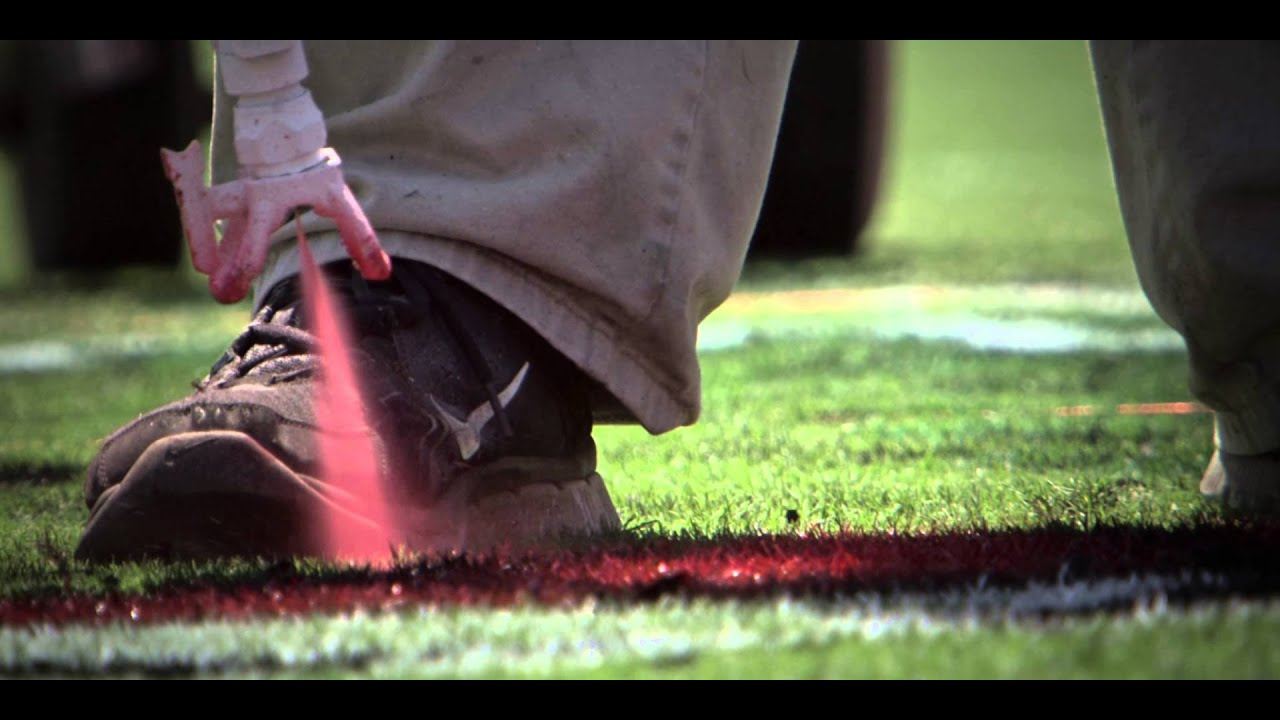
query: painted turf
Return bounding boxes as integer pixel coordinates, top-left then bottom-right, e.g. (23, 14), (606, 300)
(0, 283), (1181, 375)
(3, 281), (1237, 676)
(698, 284), (1181, 354)
(5, 525), (1277, 628)
(3, 285), (1213, 613)
(8, 591), (1276, 678)
(5, 524), (1279, 677)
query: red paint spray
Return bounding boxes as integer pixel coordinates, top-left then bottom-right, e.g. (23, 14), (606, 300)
(297, 222), (397, 565)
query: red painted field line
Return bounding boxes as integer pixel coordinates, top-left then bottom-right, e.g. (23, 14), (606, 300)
(6, 526), (1280, 628)
(1053, 401), (1209, 417)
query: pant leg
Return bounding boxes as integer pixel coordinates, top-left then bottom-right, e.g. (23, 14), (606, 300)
(1092, 40), (1280, 455)
(211, 40), (796, 435)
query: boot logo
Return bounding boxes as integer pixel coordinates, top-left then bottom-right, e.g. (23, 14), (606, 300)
(430, 362), (530, 460)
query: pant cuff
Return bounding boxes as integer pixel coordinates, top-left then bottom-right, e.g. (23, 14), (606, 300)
(252, 230), (697, 435)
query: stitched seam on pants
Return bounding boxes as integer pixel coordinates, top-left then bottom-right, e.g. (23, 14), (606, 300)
(642, 40), (710, 323)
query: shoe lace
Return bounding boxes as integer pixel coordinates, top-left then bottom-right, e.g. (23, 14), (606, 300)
(201, 260), (516, 440)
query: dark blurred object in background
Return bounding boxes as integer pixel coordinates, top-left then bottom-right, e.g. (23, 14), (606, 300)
(0, 40), (209, 271)
(747, 40), (889, 261)
(0, 40), (879, 272)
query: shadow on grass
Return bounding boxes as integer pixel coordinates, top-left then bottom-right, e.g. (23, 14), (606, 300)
(0, 266), (208, 303)
(4, 521), (1280, 626)
(0, 461), (80, 485)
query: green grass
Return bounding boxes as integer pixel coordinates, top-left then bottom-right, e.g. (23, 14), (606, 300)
(3, 40), (1275, 679)
(0, 324), (1215, 597)
(606, 336), (1210, 537)
(8, 599), (1277, 679)
(742, 40), (1134, 291)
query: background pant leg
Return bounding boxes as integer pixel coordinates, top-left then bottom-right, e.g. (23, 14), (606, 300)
(1092, 40), (1280, 455)
(212, 40), (797, 434)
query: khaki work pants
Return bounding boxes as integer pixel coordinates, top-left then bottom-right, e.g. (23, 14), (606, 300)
(216, 40), (797, 435)
(220, 40), (1280, 459)
(1092, 40), (1280, 456)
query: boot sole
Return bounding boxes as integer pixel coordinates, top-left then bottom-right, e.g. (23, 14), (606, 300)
(75, 430), (621, 562)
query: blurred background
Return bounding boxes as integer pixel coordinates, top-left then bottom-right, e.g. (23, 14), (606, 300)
(863, 40), (1133, 287)
(0, 40), (1136, 293)
(9, 43), (1265, 682)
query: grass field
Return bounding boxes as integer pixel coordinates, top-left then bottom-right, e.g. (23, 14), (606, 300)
(4, 41), (1277, 679)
